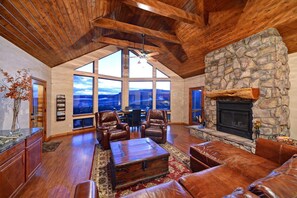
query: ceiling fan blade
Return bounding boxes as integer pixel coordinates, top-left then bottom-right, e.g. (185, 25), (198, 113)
(147, 52), (160, 57)
(134, 49), (143, 56)
(147, 56), (157, 61)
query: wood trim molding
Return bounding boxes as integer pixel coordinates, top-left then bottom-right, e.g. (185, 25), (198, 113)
(46, 127), (95, 141)
(169, 122), (187, 125)
(205, 88), (260, 100)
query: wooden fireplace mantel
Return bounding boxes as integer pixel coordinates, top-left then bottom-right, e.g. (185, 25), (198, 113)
(205, 88), (260, 100)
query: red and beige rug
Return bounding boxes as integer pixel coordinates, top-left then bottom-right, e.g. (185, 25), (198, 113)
(91, 142), (191, 198)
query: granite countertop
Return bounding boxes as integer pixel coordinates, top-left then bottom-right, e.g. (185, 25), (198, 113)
(0, 128), (43, 153)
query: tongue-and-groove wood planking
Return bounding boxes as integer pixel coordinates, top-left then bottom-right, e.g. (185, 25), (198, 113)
(0, 0), (296, 78)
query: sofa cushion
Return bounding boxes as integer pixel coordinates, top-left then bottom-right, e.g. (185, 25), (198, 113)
(122, 181), (192, 198)
(179, 165), (253, 198)
(249, 154), (297, 198)
(190, 141), (279, 181)
(145, 126), (163, 137)
(255, 138), (297, 165)
(224, 187), (258, 198)
(279, 144), (297, 165)
(109, 129), (128, 140)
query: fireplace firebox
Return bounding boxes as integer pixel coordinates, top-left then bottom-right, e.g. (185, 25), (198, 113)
(217, 101), (253, 139)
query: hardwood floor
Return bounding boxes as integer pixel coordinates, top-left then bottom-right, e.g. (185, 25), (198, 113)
(16, 124), (204, 197)
(17, 132), (97, 198)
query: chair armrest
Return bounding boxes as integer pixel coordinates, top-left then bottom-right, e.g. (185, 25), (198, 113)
(141, 121), (150, 129)
(159, 124), (167, 129)
(117, 123), (128, 130)
(98, 126), (109, 131)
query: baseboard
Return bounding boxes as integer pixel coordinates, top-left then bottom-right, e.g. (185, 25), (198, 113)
(169, 122), (187, 125)
(46, 127), (95, 141)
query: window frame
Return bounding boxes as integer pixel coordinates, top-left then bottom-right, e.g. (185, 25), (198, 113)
(73, 74), (95, 116)
(156, 81), (171, 110)
(128, 80), (153, 110)
(98, 78), (123, 111)
(98, 50), (123, 78)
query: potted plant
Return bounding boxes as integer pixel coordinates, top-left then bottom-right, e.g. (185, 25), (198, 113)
(0, 69), (31, 132)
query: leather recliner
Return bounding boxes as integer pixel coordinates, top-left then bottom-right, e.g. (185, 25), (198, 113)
(141, 110), (167, 144)
(95, 111), (130, 150)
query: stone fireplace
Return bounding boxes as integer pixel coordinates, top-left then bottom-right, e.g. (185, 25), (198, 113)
(204, 28), (290, 139)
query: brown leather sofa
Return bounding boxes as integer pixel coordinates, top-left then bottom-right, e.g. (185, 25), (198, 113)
(141, 110), (167, 144)
(95, 111), (130, 150)
(123, 138), (297, 198)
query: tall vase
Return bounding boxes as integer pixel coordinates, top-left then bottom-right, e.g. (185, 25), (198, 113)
(11, 98), (21, 132)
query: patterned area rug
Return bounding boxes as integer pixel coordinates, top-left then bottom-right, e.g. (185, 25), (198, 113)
(91, 142), (191, 198)
(42, 141), (62, 153)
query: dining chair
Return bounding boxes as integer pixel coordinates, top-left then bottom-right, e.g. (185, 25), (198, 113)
(128, 109), (142, 130)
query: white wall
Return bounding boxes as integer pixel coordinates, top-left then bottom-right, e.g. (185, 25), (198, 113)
(288, 52), (297, 139)
(183, 75), (205, 124)
(0, 36), (51, 134)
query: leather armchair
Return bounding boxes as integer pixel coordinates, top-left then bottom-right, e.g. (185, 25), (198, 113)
(95, 111), (130, 150)
(141, 110), (167, 144)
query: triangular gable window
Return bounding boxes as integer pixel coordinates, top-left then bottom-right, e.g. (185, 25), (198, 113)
(156, 69), (168, 78)
(98, 50), (122, 77)
(75, 62), (94, 73)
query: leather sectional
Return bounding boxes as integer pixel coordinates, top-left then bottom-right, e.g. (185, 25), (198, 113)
(123, 138), (297, 198)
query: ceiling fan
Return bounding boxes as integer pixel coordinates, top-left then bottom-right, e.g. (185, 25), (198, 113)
(130, 34), (159, 64)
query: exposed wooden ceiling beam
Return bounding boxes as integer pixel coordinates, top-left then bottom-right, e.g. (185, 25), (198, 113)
(94, 36), (164, 53)
(92, 18), (180, 44)
(122, 0), (205, 26)
(195, 0), (208, 25)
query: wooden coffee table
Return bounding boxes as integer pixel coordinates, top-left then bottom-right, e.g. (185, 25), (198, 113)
(110, 138), (170, 189)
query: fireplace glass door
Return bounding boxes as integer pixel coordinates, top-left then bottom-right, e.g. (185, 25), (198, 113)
(217, 101), (252, 139)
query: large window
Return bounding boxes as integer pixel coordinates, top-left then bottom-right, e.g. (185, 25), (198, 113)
(75, 62), (94, 73)
(73, 117), (93, 129)
(156, 81), (170, 110)
(98, 50), (122, 77)
(156, 69), (168, 78)
(129, 51), (153, 78)
(98, 79), (122, 111)
(129, 82), (152, 110)
(73, 75), (94, 115)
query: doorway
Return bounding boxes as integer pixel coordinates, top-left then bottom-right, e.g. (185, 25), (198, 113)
(189, 87), (204, 125)
(30, 77), (47, 141)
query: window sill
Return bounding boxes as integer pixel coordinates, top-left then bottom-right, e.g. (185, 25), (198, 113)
(73, 113), (94, 117)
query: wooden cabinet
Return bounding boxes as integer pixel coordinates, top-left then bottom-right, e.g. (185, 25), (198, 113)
(26, 137), (42, 180)
(0, 129), (42, 198)
(0, 146), (26, 198)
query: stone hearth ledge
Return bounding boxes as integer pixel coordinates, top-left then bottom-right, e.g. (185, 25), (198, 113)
(187, 125), (255, 153)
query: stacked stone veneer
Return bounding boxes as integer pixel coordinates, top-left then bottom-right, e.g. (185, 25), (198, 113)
(204, 28), (290, 138)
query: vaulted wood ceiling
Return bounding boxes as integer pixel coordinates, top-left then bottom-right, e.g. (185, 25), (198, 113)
(1, 0), (297, 78)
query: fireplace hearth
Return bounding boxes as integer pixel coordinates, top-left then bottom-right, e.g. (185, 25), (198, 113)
(217, 101), (253, 139)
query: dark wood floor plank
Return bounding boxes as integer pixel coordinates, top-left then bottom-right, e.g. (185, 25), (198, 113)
(16, 124), (204, 197)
